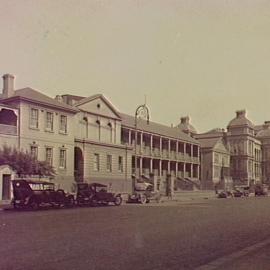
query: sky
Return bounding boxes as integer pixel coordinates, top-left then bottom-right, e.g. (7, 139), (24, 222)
(1, 0), (270, 133)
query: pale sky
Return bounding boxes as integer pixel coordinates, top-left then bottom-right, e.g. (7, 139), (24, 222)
(1, 0), (270, 133)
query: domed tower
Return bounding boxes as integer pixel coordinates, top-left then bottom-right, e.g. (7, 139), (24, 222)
(177, 116), (197, 137)
(227, 110), (262, 186)
(256, 121), (270, 184)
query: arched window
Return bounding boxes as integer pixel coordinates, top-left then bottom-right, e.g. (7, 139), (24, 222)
(96, 120), (101, 141)
(108, 122), (113, 143)
(83, 117), (88, 138)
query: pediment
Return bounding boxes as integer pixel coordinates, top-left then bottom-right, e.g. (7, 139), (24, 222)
(213, 139), (228, 153)
(75, 94), (121, 120)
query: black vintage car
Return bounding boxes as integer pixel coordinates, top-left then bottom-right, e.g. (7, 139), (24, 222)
(12, 179), (75, 210)
(76, 182), (122, 206)
(255, 184), (268, 196)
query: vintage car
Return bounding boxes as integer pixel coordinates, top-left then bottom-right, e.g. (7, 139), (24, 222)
(127, 182), (162, 204)
(12, 179), (75, 210)
(76, 182), (122, 206)
(233, 186), (250, 198)
(217, 190), (230, 198)
(254, 184), (268, 196)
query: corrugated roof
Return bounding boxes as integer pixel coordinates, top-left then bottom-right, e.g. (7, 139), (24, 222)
(1, 88), (79, 113)
(120, 113), (199, 144)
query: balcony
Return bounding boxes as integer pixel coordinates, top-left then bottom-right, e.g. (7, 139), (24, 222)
(0, 124), (17, 135)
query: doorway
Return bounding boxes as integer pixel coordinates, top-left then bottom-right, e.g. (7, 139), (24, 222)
(2, 174), (11, 200)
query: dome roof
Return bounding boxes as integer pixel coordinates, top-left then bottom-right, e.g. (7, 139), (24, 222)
(256, 122), (270, 138)
(177, 116), (197, 134)
(227, 110), (254, 128)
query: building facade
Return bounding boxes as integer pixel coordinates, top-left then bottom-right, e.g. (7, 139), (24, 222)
(227, 110), (262, 186)
(195, 129), (231, 190)
(3, 73), (270, 198)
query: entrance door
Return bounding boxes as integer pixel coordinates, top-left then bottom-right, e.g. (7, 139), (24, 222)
(2, 174), (11, 200)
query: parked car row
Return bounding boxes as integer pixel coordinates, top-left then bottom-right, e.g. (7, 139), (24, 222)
(11, 179), (123, 210)
(217, 184), (269, 199)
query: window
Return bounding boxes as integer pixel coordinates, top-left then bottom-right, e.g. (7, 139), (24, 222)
(60, 115), (67, 133)
(45, 147), (53, 165)
(30, 108), (39, 128)
(46, 112), (54, 131)
(214, 153), (219, 164)
(30, 145), (38, 159)
(93, 153), (100, 171)
(118, 156), (123, 172)
(106, 155), (112, 172)
(108, 122), (113, 143)
(59, 149), (66, 169)
(96, 120), (101, 140)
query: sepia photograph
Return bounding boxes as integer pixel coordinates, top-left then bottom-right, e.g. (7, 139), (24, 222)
(1, 1), (270, 269)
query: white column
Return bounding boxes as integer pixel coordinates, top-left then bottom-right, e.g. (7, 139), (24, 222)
(191, 163), (193, 178)
(183, 163), (186, 178)
(150, 135), (153, 155)
(197, 165), (200, 179)
(168, 139), (171, 158)
(191, 144), (193, 158)
(140, 132), (143, 153)
(176, 162), (178, 178)
(184, 143), (186, 155)
(160, 137), (162, 155)
(176, 141), (179, 156)
(140, 157), (143, 176)
(159, 159), (162, 177)
(150, 158), (153, 173)
(128, 129), (131, 145)
(168, 161), (170, 173)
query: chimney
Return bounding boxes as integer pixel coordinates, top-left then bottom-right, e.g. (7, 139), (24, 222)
(2, 74), (15, 98)
(263, 121), (270, 129)
(236, 109), (246, 118)
(180, 116), (190, 124)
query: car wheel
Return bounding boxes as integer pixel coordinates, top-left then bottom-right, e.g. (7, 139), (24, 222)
(66, 196), (75, 207)
(31, 200), (39, 211)
(114, 196), (122, 206)
(140, 195), (147, 204)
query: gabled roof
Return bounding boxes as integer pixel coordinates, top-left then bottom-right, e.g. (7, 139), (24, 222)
(1, 88), (79, 113)
(198, 137), (228, 153)
(74, 94), (121, 119)
(120, 113), (199, 144)
(198, 137), (221, 149)
(194, 128), (225, 140)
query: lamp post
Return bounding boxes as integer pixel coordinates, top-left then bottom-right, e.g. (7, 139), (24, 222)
(134, 104), (150, 193)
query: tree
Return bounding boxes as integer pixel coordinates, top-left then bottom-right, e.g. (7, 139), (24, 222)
(0, 145), (56, 178)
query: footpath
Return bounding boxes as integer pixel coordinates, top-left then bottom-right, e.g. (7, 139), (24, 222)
(197, 239), (270, 270)
(161, 190), (216, 203)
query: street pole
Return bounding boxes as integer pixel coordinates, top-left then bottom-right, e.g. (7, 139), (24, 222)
(133, 104), (150, 193)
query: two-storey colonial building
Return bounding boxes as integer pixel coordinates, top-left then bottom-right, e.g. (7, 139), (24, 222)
(0, 74), (78, 194)
(120, 113), (200, 192)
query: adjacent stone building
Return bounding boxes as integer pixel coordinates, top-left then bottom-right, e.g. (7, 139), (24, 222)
(227, 110), (262, 186)
(195, 129), (231, 190)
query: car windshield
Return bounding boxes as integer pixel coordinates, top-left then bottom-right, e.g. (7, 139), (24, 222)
(96, 186), (107, 192)
(29, 183), (54, 191)
(29, 183), (44, 190)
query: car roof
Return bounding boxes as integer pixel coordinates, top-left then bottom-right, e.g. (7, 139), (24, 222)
(89, 183), (107, 187)
(13, 179), (54, 185)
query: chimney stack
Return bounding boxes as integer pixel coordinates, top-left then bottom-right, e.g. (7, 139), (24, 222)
(2, 74), (15, 98)
(180, 116), (190, 124)
(236, 109), (246, 118)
